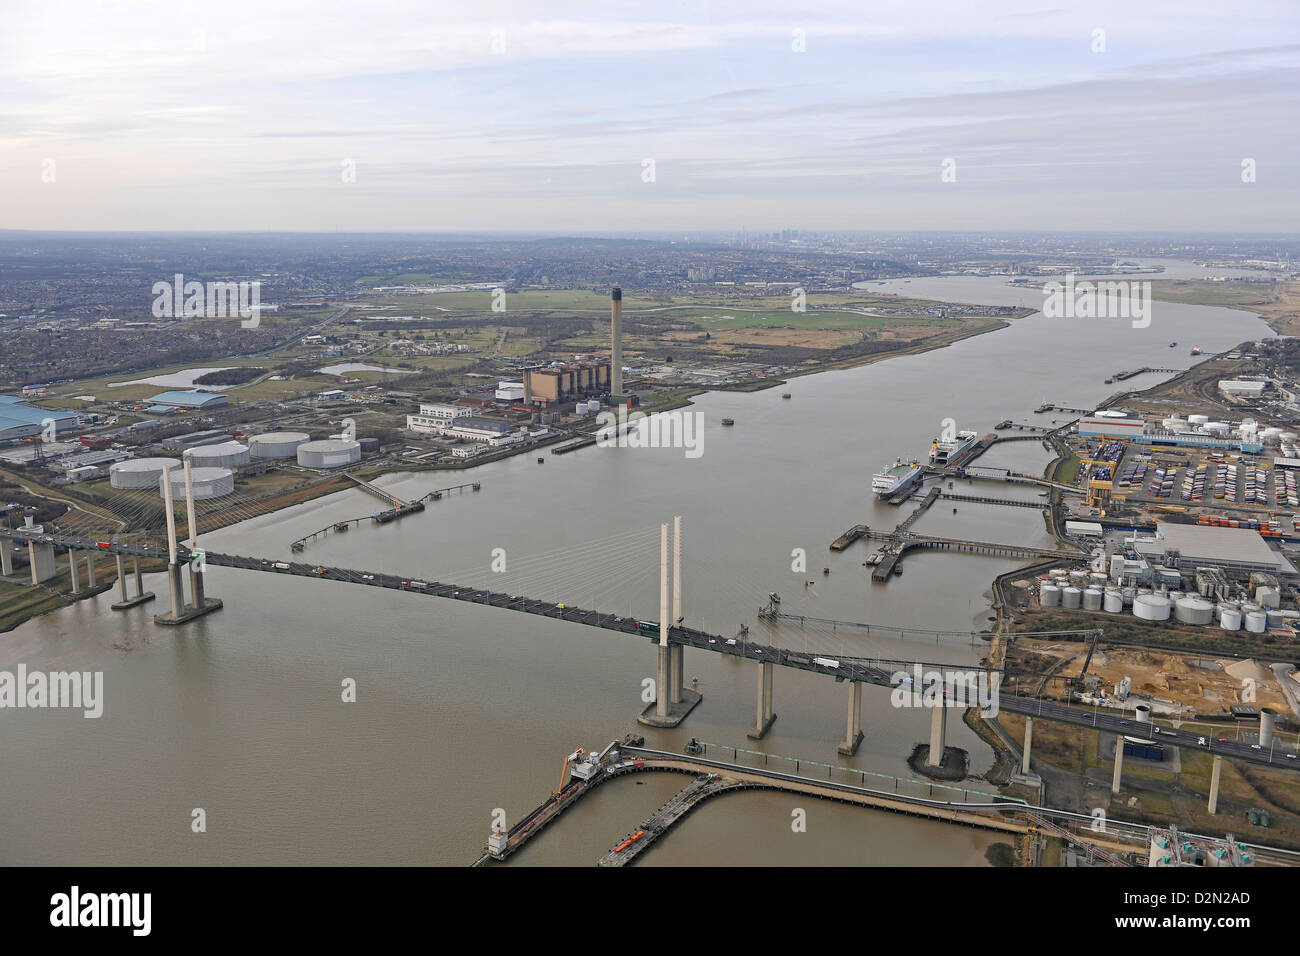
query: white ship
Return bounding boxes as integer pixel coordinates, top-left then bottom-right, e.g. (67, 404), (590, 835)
(873, 458), (922, 497)
(930, 430), (979, 466)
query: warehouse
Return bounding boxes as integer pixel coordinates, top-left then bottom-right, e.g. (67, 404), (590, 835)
(0, 395), (79, 441)
(145, 390), (229, 410)
(1127, 521), (1296, 576)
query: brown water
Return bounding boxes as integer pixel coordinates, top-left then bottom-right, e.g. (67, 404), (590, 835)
(0, 268), (1272, 865)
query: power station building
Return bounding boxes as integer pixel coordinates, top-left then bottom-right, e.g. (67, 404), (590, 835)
(522, 362), (610, 404)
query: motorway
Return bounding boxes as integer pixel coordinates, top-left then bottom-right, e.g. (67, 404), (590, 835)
(8, 528), (1299, 772)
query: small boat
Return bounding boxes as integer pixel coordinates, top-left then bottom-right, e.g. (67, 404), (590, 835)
(893, 563), (903, 576)
(1169, 342), (1177, 348)
(782, 393), (791, 399)
(1190, 347), (1201, 355)
(721, 418), (735, 426)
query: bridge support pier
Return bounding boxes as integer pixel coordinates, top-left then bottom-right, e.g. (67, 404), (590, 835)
(1208, 754), (1223, 814)
(111, 553), (156, 610)
(669, 644), (684, 704)
(85, 553), (97, 588)
(1022, 717), (1033, 774)
(68, 550), (81, 594)
(27, 540), (56, 584)
(636, 517), (700, 727)
(927, 704), (946, 766)
(0, 541), (13, 576)
(748, 660), (777, 739)
(153, 461), (223, 626)
(1111, 736), (1125, 794)
(838, 681), (863, 756)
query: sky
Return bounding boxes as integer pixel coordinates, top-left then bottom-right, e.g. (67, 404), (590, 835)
(1, 0), (1297, 233)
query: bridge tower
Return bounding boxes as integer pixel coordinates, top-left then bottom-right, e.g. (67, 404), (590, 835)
(637, 515), (702, 728)
(153, 459), (223, 626)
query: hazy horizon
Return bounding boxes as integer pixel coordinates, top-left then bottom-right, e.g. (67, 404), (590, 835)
(3, 0), (1297, 233)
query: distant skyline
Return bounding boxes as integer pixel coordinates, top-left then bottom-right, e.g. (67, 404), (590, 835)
(2, 1), (1297, 233)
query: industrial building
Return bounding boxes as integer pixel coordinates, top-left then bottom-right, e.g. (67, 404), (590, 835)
(296, 439), (361, 468)
(407, 403), (475, 434)
(1125, 521), (1296, 576)
(522, 362), (610, 404)
(0, 395), (79, 441)
(162, 429), (237, 452)
(145, 390), (229, 411)
(494, 381), (525, 401)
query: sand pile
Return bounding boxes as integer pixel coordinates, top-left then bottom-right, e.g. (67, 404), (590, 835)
(1164, 656), (1191, 675)
(1223, 658), (1272, 684)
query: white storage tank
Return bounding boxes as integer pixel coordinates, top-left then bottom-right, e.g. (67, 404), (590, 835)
(1188, 414), (1210, 425)
(1266, 610), (1286, 628)
(1103, 590), (1124, 613)
(184, 441), (250, 469)
(1220, 608), (1243, 631)
(1069, 570), (1088, 587)
(1062, 586), (1082, 609)
(297, 439), (362, 469)
(1203, 422), (1229, 435)
(159, 466), (233, 500)
(1040, 585), (1061, 608)
(1134, 594), (1172, 621)
(1245, 611), (1267, 634)
(1174, 597), (1214, 626)
(109, 457), (178, 490)
(1083, 588), (1103, 611)
(248, 431), (311, 459)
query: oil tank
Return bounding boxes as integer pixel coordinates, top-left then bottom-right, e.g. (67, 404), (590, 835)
(1245, 611), (1267, 634)
(1062, 586), (1082, 609)
(183, 441), (250, 469)
(1083, 588), (1103, 611)
(1103, 590), (1124, 613)
(1219, 608), (1242, 631)
(1188, 414), (1210, 425)
(1261, 708), (1278, 748)
(248, 431), (311, 459)
(1040, 585), (1061, 608)
(1069, 570), (1088, 587)
(1135, 703), (1152, 724)
(109, 457), (178, 490)
(358, 437), (380, 453)
(1174, 596), (1213, 626)
(160, 466), (233, 500)
(1134, 594), (1172, 621)
(297, 439), (361, 469)
(1267, 610), (1285, 628)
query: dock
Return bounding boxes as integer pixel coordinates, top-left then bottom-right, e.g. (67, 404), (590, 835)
(290, 481), (481, 551)
(1035, 402), (1092, 415)
(830, 525), (868, 551)
(940, 492), (1047, 509)
(597, 773), (729, 866)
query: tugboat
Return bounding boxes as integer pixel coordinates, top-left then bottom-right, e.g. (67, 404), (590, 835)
(1190, 346), (1202, 355)
(1169, 341), (1177, 348)
(721, 417), (735, 426)
(782, 393), (791, 399)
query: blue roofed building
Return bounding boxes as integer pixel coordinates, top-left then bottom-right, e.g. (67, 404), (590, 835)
(145, 390), (229, 410)
(0, 396), (79, 441)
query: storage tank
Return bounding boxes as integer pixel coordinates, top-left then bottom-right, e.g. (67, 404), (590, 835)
(1089, 572), (1108, 587)
(1104, 590), (1124, 613)
(1122, 587), (1136, 606)
(1261, 708), (1278, 748)
(1083, 588), (1103, 611)
(358, 437), (380, 453)
(1174, 596), (1213, 626)
(1062, 586), (1082, 609)
(1135, 703), (1152, 724)
(1267, 610), (1286, 628)
(248, 431), (311, 459)
(1134, 594), (1172, 621)
(183, 441), (250, 469)
(109, 457), (178, 490)
(1245, 611), (1267, 634)
(1219, 608), (1243, 631)
(1040, 585), (1061, 608)
(1188, 414), (1210, 425)
(1203, 421), (1229, 435)
(1069, 570), (1088, 587)
(159, 466), (233, 500)
(297, 439), (361, 469)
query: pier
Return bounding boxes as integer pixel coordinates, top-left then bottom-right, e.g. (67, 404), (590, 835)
(291, 481), (481, 550)
(940, 492), (1048, 509)
(1035, 402), (1092, 415)
(830, 525), (867, 551)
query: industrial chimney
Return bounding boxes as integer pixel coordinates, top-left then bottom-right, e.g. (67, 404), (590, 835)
(610, 285), (623, 397)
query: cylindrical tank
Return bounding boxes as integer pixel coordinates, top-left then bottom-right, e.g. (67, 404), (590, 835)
(1188, 414), (1210, 425)
(1089, 572), (1108, 587)
(1134, 594), (1172, 621)
(1062, 586), (1082, 609)
(248, 431), (311, 459)
(358, 437), (380, 453)
(1069, 570), (1088, 587)
(1122, 587), (1136, 606)
(183, 441), (250, 469)
(1203, 421), (1229, 434)
(159, 466), (233, 500)
(1241, 602), (1261, 615)
(1040, 585), (1061, 608)
(1104, 590), (1124, 613)
(296, 439), (361, 469)
(1245, 611), (1267, 634)
(1174, 597), (1213, 626)
(1169, 590), (1184, 602)
(109, 457), (178, 490)
(1267, 610), (1285, 628)
(1220, 608), (1242, 631)
(1261, 708), (1278, 748)
(1135, 703), (1152, 725)
(1083, 588), (1103, 611)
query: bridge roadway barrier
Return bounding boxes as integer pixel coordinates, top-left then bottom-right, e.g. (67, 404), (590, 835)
(10, 532), (1299, 774)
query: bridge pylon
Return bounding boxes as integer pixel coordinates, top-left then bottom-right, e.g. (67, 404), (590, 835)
(153, 459), (223, 626)
(638, 515), (702, 728)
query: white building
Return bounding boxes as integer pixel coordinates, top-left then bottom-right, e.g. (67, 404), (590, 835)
(407, 402), (475, 434)
(494, 381), (526, 401)
(1220, 379), (1267, 399)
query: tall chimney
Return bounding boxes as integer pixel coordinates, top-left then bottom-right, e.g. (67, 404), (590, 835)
(610, 285), (623, 397)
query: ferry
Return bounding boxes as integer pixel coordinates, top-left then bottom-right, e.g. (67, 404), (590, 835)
(872, 458), (922, 498)
(930, 430), (979, 466)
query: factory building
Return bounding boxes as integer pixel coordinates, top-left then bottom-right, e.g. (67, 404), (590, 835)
(1220, 379), (1268, 398)
(0, 395), (79, 441)
(1125, 521), (1296, 576)
(494, 381), (526, 401)
(145, 390), (229, 411)
(407, 403), (475, 434)
(1077, 412), (1145, 440)
(162, 428), (236, 452)
(522, 362), (610, 405)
